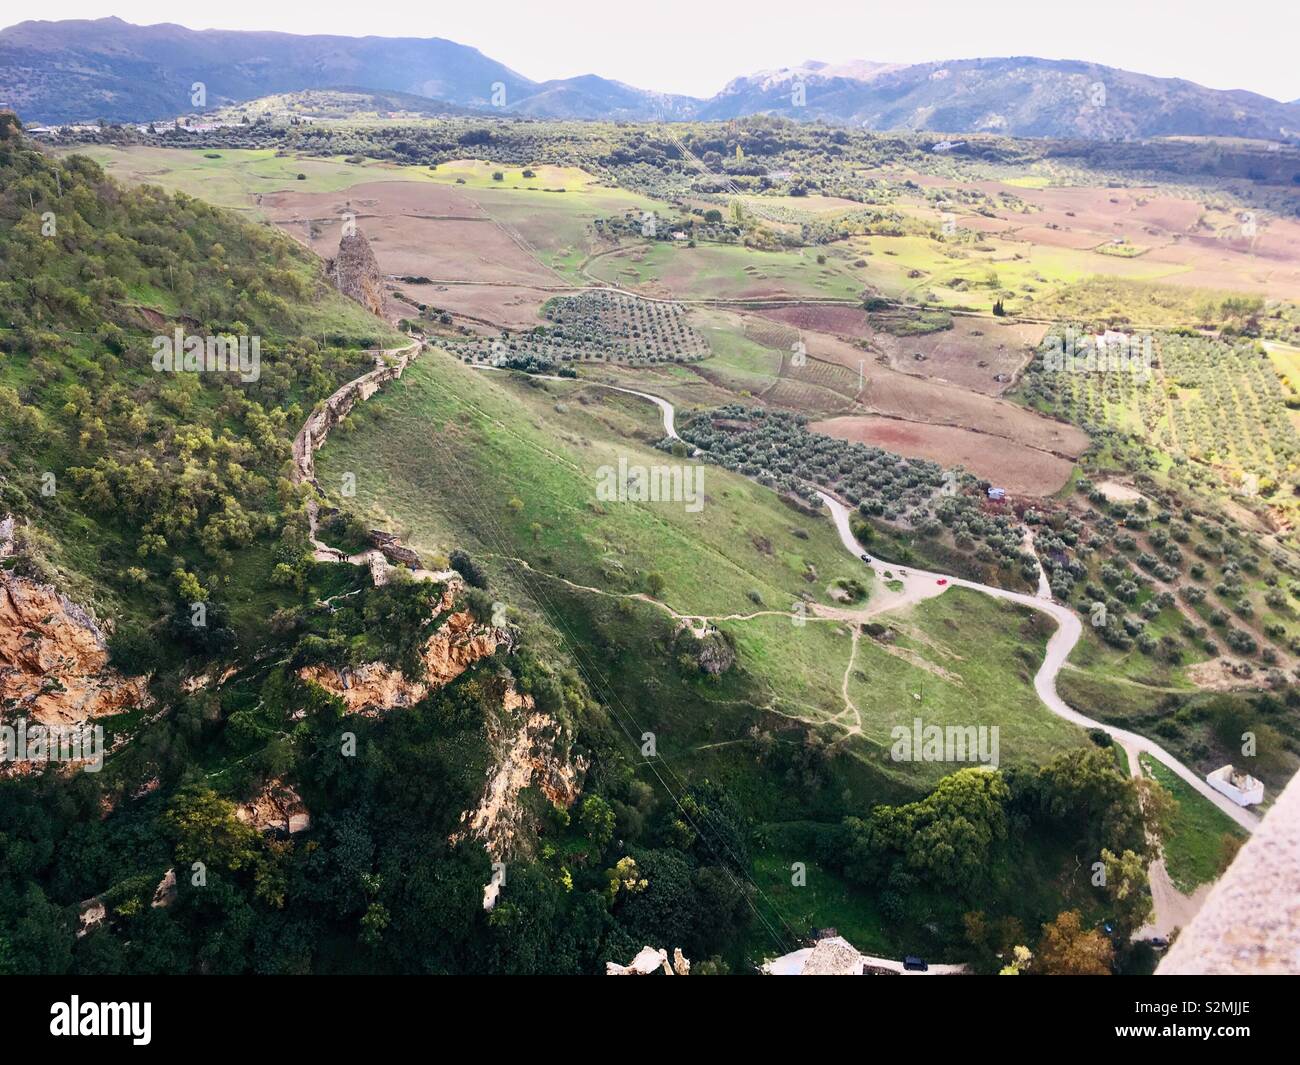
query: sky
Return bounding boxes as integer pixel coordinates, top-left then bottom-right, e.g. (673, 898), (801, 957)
(10, 1), (1300, 102)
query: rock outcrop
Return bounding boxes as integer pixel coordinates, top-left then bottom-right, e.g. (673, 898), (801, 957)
(453, 684), (586, 863)
(236, 779), (311, 836)
(0, 570), (150, 729)
(606, 946), (692, 976)
(368, 530), (422, 569)
(151, 868), (177, 909)
(327, 230), (385, 318)
(298, 602), (504, 714)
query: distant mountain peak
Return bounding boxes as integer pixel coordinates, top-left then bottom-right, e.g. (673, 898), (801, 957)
(2, 18), (1297, 139)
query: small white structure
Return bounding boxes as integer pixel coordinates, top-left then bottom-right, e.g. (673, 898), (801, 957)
(763, 935), (969, 975)
(1207, 765), (1264, 807)
(764, 936), (863, 975)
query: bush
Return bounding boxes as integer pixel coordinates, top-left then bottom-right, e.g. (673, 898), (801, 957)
(449, 548), (488, 589)
(107, 622), (164, 675)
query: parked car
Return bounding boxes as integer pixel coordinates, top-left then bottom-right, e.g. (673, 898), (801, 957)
(903, 955), (928, 972)
(859, 554), (870, 563)
(936, 578), (948, 586)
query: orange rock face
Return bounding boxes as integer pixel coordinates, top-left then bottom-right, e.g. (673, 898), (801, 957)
(297, 609), (500, 714)
(454, 691), (587, 861)
(0, 574), (150, 728)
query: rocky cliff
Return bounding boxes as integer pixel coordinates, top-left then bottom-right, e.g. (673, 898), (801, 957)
(454, 683), (586, 864)
(297, 587), (505, 714)
(0, 569), (150, 729)
(327, 229), (385, 318)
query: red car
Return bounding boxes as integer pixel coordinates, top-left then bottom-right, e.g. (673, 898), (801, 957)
(936, 578), (948, 586)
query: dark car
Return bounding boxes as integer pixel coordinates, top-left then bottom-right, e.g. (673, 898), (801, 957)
(903, 955), (928, 972)
(860, 554), (870, 563)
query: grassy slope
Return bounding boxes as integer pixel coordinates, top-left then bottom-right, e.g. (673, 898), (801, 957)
(845, 589), (1086, 782)
(316, 352), (1088, 778)
(1140, 754), (1248, 892)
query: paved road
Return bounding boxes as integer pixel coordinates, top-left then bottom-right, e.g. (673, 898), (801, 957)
(815, 490), (1259, 834)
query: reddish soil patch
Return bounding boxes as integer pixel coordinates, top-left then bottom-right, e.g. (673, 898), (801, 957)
(800, 330), (1088, 456)
(753, 304), (873, 339)
(810, 415), (1075, 496)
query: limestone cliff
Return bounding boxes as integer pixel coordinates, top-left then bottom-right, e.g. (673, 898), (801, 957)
(297, 603), (503, 714)
(0, 569), (150, 730)
(453, 684), (586, 864)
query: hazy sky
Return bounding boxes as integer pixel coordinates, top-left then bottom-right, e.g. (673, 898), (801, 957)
(12, 1), (1300, 102)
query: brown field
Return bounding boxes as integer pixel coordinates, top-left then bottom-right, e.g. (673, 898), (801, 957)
(751, 303), (873, 338)
(1001, 185), (1300, 298)
(260, 179), (485, 222)
(743, 316), (801, 349)
(262, 180), (564, 325)
(868, 168), (1300, 299)
(397, 282), (558, 331)
(809, 415), (1076, 496)
(869, 317), (1043, 396)
(793, 329), (1090, 463)
(752, 308), (1044, 396)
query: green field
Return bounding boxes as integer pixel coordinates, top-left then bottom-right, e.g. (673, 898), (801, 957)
(587, 240), (865, 300)
(60, 145), (443, 214)
(1140, 755), (1248, 892)
(844, 232), (1188, 312)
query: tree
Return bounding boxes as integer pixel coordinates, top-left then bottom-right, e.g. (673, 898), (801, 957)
(1036, 910), (1113, 975)
(580, 795), (616, 850)
(847, 768), (1009, 893)
(1099, 848), (1153, 941)
(161, 786), (260, 873)
(1033, 748), (1146, 857)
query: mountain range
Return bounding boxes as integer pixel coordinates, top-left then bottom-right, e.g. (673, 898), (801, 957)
(3, 16), (1298, 140)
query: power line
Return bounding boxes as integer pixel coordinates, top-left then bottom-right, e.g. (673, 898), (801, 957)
(396, 366), (803, 954)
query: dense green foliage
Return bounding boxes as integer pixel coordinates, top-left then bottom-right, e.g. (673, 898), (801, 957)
(0, 122), (394, 641)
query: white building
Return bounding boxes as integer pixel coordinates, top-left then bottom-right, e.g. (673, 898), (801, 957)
(1207, 765), (1264, 807)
